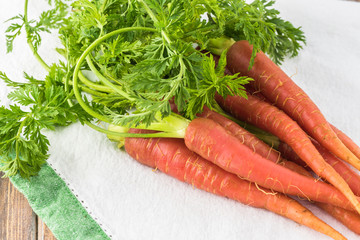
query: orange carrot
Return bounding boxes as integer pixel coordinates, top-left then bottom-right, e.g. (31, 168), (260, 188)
(245, 85), (272, 104)
(198, 106), (360, 222)
(226, 40), (360, 171)
(213, 111), (360, 236)
(198, 106), (281, 163)
(198, 107), (311, 178)
(124, 129), (346, 240)
(215, 93), (360, 214)
(331, 124), (360, 162)
(278, 141), (309, 169)
(240, 88), (360, 191)
(312, 138), (360, 195)
(317, 203), (360, 235)
(281, 138), (360, 197)
(185, 117), (360, 213)
(174, 102), (296, 170)
(279, 156), (360, 236)
(243, 80), (360, 188)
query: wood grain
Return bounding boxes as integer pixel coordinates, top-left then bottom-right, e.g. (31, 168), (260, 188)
(37, 218), (57, 240)
(0, 173), (56, 240)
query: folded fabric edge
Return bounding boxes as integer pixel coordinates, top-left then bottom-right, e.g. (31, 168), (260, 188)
(1, 163), (110, 240)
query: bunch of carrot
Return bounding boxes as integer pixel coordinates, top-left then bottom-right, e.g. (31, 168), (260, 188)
(121, 40), (360, 239)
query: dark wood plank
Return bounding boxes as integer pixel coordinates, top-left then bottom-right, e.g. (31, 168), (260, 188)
(0, 173), (56, 240)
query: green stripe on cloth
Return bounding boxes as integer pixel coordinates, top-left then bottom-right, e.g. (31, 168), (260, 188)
(4, 163), (110, 240)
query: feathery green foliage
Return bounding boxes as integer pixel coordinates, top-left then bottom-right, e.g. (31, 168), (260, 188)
(1, 0), (305, 178)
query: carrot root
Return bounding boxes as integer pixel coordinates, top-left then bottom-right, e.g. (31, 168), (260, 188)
(317, 203), (360, 236)
(216, 93), (360, 214)
(331, 124), (360, 163)
(226, 40), (360, 171)
(124, 129), (346, 240)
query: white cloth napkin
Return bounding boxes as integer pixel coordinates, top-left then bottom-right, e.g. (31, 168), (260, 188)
(1, 0), (360, 239)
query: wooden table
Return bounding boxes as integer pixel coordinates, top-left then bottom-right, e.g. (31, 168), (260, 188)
(0, 173), (56, 240)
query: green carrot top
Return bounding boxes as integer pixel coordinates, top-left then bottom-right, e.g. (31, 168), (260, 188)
(0, 0), (305, 178)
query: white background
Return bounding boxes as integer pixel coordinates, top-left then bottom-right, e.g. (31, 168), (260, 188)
(1, 0), (360, 239)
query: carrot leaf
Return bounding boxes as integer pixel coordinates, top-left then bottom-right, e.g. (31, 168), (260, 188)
(1, 0), (306, 178)
(185, 52), (252, 119)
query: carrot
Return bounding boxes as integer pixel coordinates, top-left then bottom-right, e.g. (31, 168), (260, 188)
(226, 40), (360, 171)
(241, 87), (360, 164)
(331, 124), (360, 162)
(198, 107), (280, 162)
(280, 138), (360, 197)
(124, 129), (346, 240)
(118, 111), (359, 212)
(215, 93), (360, 214)
(241, 85), (360, 163)
(185, 117), (360, 213)
(243, 84), (360, 196)
(312, 139), (360, 195)
(278, 141), (309, 169)
(174, 99), (287, 165)
(198, 107), (312, 178)
(240, 88), (360, 192)
(243, 86), (360, 182)
(239, 90), (360, 186)
(208, 108), (360, 235)
(241, 90), (360, 194)
(198, 106), (360, 219)
(278, 155), (360, 236)
(245, 85), (272, 103)
(317, 203), (360, 235)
